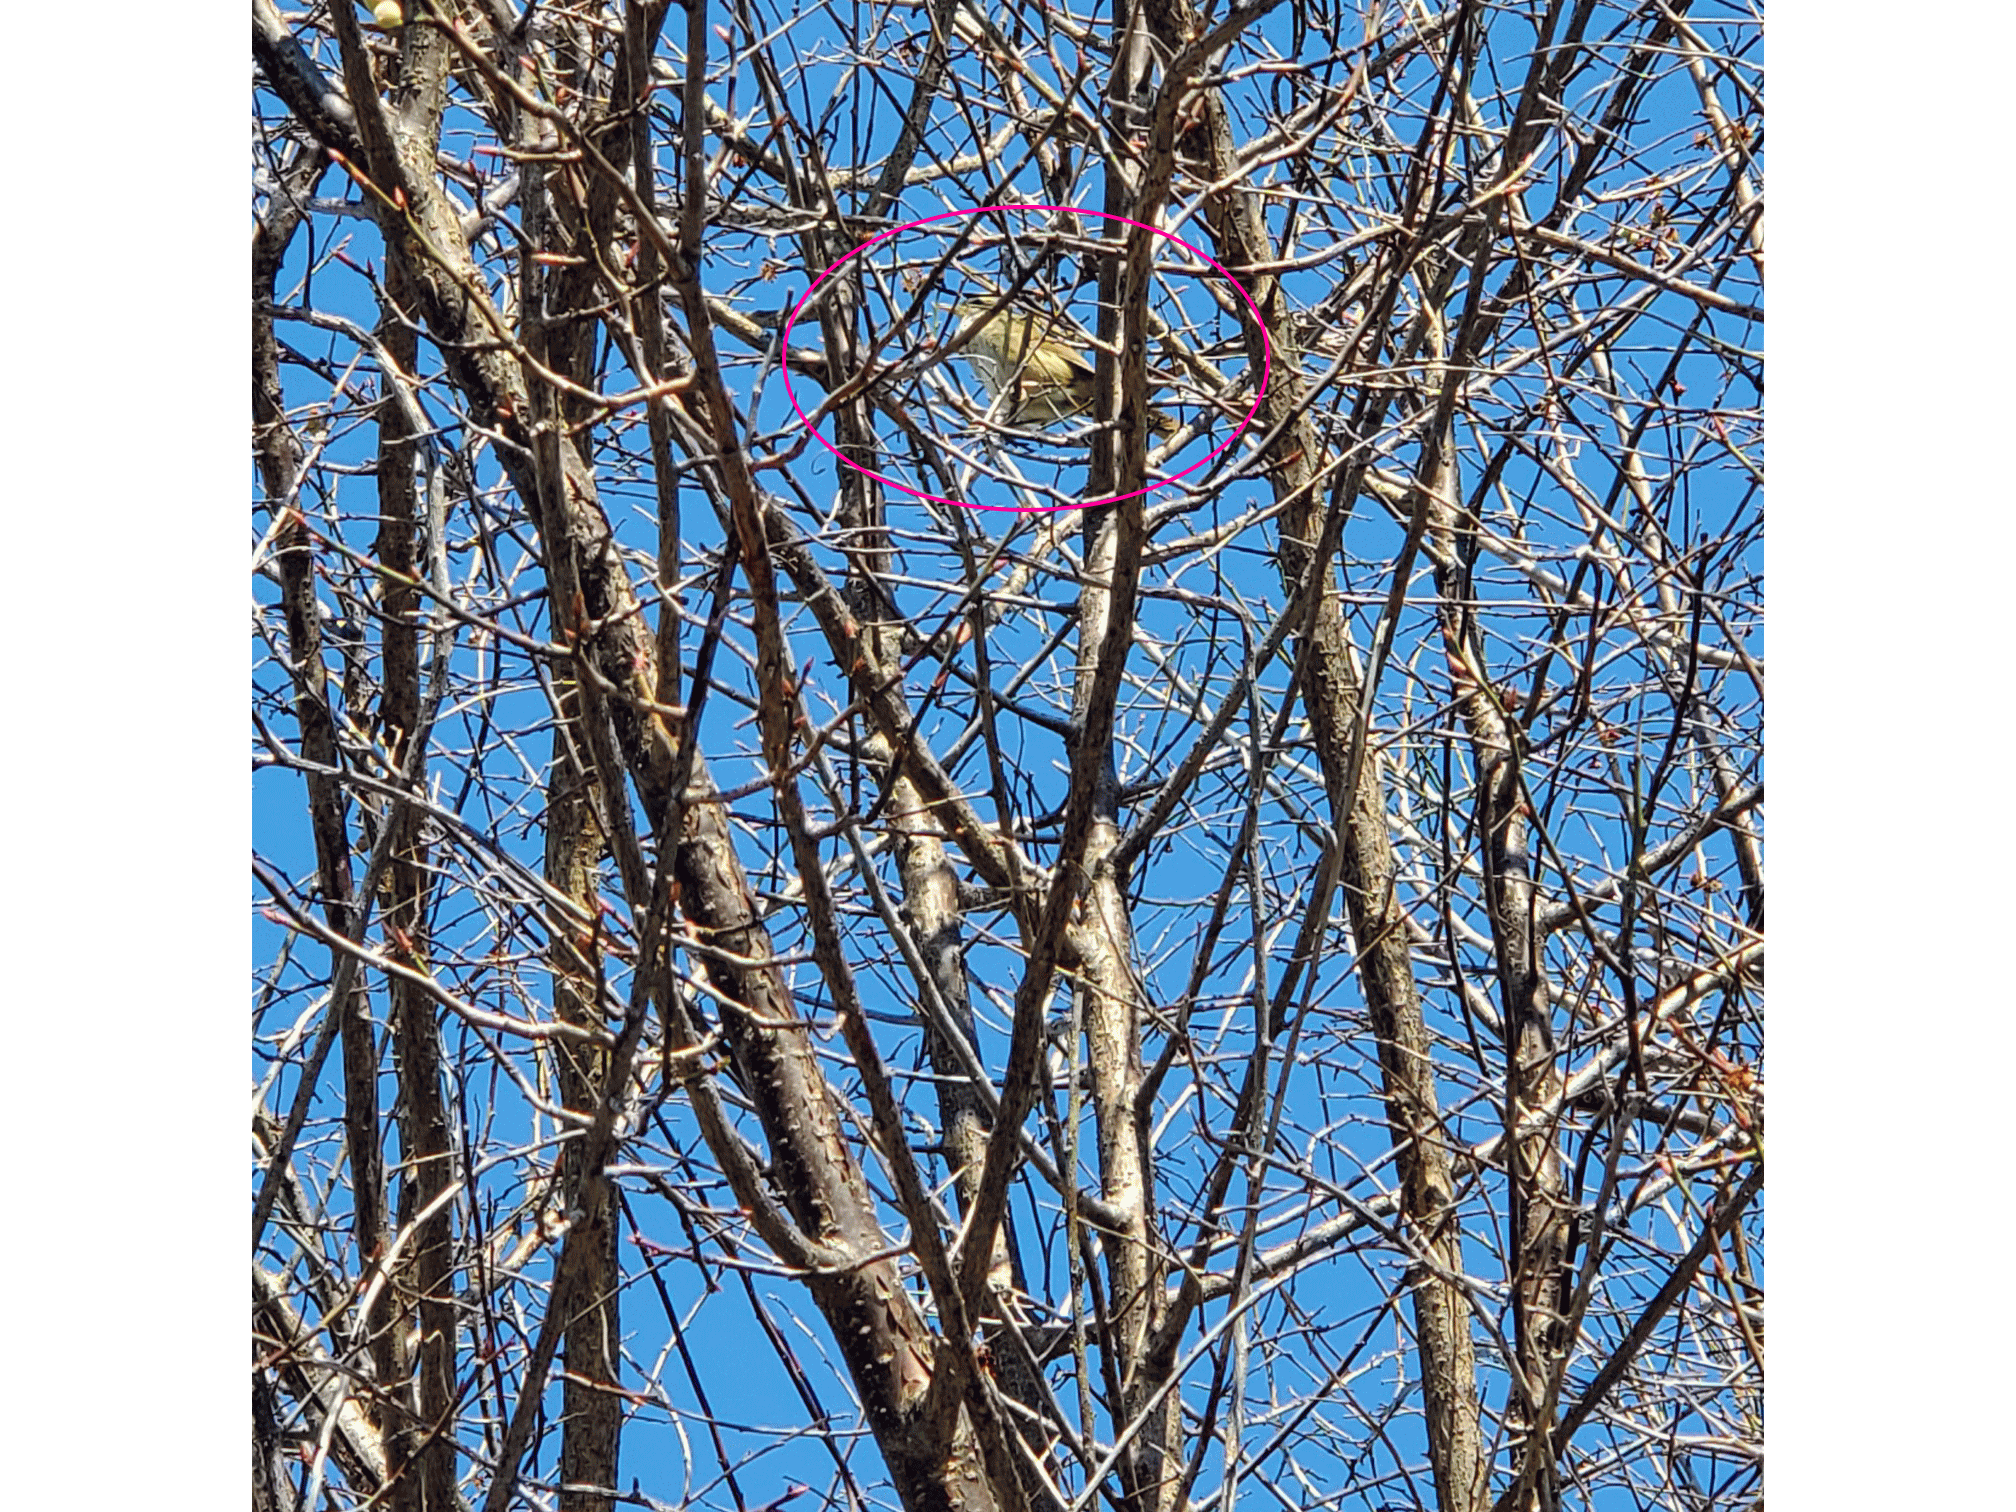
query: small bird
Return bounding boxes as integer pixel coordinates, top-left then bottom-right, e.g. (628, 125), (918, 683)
(950, 301), (1178, 437)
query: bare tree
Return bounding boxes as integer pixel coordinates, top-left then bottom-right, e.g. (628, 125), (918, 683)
(252, 4), (1762, 1512)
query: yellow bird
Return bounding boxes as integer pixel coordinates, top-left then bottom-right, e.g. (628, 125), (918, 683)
(950, 301), (1177, 437)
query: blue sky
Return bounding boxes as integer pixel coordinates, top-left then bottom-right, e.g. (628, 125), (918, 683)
(245, 6), (1773, 1507)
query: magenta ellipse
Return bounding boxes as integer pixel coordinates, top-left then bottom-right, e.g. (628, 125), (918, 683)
(778, 205), (1273, 514)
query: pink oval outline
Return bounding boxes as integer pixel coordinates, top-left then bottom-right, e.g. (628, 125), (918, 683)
(778, 204), (1273, 514)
